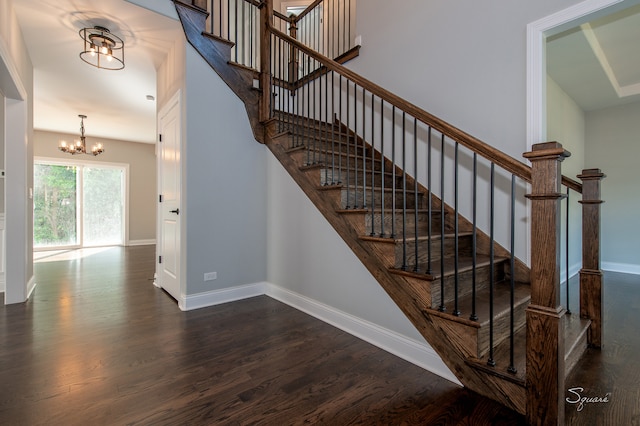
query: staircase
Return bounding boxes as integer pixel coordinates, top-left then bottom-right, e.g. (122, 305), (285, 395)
(172, 1), (606, 424)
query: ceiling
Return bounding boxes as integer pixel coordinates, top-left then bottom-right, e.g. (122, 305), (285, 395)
(547, 3), (640, 112)
(12, 0), (640, 144)
(13, 0), (183, 144)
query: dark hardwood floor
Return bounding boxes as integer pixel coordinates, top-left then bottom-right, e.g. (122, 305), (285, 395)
(0, 246), (635, 424)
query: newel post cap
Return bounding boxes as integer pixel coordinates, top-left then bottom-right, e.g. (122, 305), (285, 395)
(577, 168), (606, 180)
(523, 141), (571, 161)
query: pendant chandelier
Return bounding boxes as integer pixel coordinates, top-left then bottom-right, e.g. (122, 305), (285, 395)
(79, 25), (125, 70)
(58, 115), (104, 156)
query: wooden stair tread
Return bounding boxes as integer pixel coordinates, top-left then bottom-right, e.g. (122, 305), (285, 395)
(360, 232), (471, 245)
(430, 280), (531, 326)
(389, 254), (508, 280)
(466, 311), (591, 385)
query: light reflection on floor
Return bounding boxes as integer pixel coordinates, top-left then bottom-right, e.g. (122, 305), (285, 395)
(33, 247), (116, 262)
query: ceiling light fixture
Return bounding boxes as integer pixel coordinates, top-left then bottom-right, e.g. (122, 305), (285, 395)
(58, 115), (104, 156)
(79, 26), (124, 70)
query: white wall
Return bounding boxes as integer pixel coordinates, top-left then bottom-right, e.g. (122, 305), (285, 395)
(586, 101), (640, 274)
(1, 0), (34, 303)
(547, 76), (585, 279)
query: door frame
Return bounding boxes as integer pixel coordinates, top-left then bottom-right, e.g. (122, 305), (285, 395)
(526, 0), (634, 151)
(1, 36), (33, 304)
(155, 90), (183, 305)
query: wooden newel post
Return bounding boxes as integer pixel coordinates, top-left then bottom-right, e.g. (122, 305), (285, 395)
(523, 142), (570, 426)
(578, 168), (605, 348)
(259, 0), (273, 124)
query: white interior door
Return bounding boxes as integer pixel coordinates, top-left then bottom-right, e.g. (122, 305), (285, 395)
(157, 93), (181, 303)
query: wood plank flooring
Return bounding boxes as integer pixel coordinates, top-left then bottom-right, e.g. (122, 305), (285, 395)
(0, 245), (636, 424)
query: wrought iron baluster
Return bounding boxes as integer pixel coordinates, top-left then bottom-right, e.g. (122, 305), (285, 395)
(370, 93), (376, 236)
(401, 112), (407, 271)
(439, 133), (446, 312)
(488, 162), (496, 367)
(453, 143), (460, 316)
(362, 87), (367, 209)
(413, 118), (419, 272)
(566, 186), (571, 314)
(470, 153), (478, 321)
(426, 127), (432, 275)
(379, 99), (386, 237)
(508, 174), (517, 374)
(390, 106), (396, 239)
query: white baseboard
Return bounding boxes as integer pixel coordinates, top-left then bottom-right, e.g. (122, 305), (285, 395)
(27, 275), (37, 300)
(178, 282), (459, 384)
(180, 282), (267, 311)
(127, 239), (156, 246)
(602, 262), (640, 275)
(561, 263), (582, 286)
(264, 283), (461, 385)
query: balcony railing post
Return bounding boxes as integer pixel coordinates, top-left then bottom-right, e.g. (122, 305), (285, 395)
(523, 141), (570, 426)
(578, 168), (605, 348)
(259, 0), (273, 123)
(288, 18), (299, 85)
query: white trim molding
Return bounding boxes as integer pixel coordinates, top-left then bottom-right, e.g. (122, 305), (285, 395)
(0, 213), (4, 293)
(265, 284), (461, 385)
(127, 239), (156, 246)
(526, 0), (626, 151)
(603, 262), (640, 275)
(180, 282), (267, 311)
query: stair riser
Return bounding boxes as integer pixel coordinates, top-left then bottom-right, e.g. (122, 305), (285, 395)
(320, 169), (401, 188)
(288, 136), (370, 157)
(430, 261), (506, 308)
(365, 211), (444, 238)
(397, 234), (473, 268)
(340, 189), (424, 210)
(289, 149), (383, 170)
(477, 293), (528, 359)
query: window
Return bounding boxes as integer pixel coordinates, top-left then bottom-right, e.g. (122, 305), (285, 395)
(34, 160), (127, 249)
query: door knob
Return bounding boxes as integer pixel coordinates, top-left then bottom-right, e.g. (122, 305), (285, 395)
(170, 208), (180, 214)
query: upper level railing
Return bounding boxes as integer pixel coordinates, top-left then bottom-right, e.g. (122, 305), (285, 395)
(197, 0), (356, 73)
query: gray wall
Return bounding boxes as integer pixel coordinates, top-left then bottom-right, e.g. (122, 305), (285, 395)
(33, 130), (157, 243)
(182, 45), (268, 295)
(586, 101), (640, 273)
(348, 0), (585, 160)
(266, 155), (426, 342)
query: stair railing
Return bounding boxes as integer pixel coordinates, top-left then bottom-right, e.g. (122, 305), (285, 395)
(269, 20), (531, 370)
(291, 0), (357, 66)
(195, 0), (356, 76)
(174, 1), (604, 422)
(196, 0), (288, 70)
(262, 12), (604, 424)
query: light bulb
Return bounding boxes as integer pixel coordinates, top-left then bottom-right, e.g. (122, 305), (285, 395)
(90, 43), (96, 56)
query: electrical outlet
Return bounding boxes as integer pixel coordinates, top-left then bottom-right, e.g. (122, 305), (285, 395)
(204, 272), (217, 281)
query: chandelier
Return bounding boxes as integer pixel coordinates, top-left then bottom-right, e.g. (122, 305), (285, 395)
(58, 115), (104, 156)
(79, 26), (125, 70)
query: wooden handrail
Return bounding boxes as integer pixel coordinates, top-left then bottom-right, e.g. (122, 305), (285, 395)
(267, 24), (581, 192)
(273, 9), (290, 22)
(294, 0), (323, 21)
